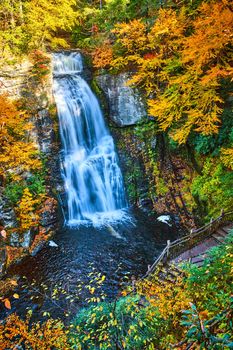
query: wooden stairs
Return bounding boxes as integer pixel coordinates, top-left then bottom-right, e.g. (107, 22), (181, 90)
(173, 223), (233, 267)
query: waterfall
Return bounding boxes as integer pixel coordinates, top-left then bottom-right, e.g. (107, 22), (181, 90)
(52, 52), (127, 226)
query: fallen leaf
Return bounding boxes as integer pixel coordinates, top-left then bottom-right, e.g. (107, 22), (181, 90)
(4, 298), (11, 309)
(0, 230), (7, 239)
(11, 280), (18, 286)
(90, 287), (95, 294)
(13, 293), (19, 299)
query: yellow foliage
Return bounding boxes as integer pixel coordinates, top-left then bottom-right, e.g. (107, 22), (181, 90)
(0, 94), (42, 180)
(25, 0), (78, 50)
(112, 19), (147, 54)
(221, 148), (233, 169)
(17, 188), (41, 232)
(148, 8), (187, 50)
(137, 275), (191, 326)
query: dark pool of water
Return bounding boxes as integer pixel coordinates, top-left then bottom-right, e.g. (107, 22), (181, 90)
(1, 209), (179, 322)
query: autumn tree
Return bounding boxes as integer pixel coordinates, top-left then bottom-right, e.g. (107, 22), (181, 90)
(0, 0), (79, 59)
(109, 1), (233, 144)
(0, 94), (41, 182)
(148, 1), (233, 143)
(25, 0), (79, 50)
(16, 187), (42, 231)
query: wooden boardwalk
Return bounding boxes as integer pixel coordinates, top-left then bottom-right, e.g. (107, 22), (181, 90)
(173, 223), (233, 267)
(144, 211), (233, 279)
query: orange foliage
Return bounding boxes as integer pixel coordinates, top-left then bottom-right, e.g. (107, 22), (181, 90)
(0, 313), (69, 350)
(92, 42), (113, 69)
(110, 1), (232, 143)
(29, 226), (52, 254)
(182, 1), (233, 76)
(0, 94), (41, 180)
(148, 2), (233, 143)
(6, 246), (26, 267)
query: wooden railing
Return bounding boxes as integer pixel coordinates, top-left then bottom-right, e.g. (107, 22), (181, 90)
(144, 210), (233, 278)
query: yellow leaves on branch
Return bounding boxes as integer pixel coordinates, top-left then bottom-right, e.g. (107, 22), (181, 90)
(112, 19), (147, 54)
(0, 94), (42, 180)
(136, 275), (191, 326)
(0, 142), (41, 181)
(148, 8), (187, 51)
(0, 94), (29, 140)
(25, 0), (78, 49)
(17, 188), (41, 232)
(221, 148), (233, 170)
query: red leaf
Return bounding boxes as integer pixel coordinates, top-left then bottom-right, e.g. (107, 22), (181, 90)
(4, 298), (11, 309)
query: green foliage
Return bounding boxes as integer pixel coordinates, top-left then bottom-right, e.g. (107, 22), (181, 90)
(124, 160), (142, 203)
(185, 233), (233, 312)
(180, 234), (233, 348)
(4, 173), (46, 206)
(191, 160), (233, 219)
(70, 296), (161, 350)
(180, 301), (233, 349)
(26, 173), (46, 196)
(4, 182), (24, 206)
(192, 107), (233, 156)
(134, 120), (158, 142)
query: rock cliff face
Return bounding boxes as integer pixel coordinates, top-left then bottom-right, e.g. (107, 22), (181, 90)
(0, 59), (53, 106)
(93, 71), (153, 210)
(95, 73), (146, 127)
(0, 57), (62, 276)
(0, 60), (33, 98)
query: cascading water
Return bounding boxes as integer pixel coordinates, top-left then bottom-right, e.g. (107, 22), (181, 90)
(52, 52), (127, 226)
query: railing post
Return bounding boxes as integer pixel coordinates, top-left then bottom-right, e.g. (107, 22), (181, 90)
(210, 217), (214, 228)
(189, 229), (194, 248)
(166, 240), (170, 259)
(209, 217), (214, 234)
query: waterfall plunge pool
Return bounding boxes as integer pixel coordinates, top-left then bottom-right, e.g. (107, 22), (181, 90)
(2, 209), (179, 322)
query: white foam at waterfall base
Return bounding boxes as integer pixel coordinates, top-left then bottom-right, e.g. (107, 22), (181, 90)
(53, 52), (129, 226)
(67, 208), (133, 228)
